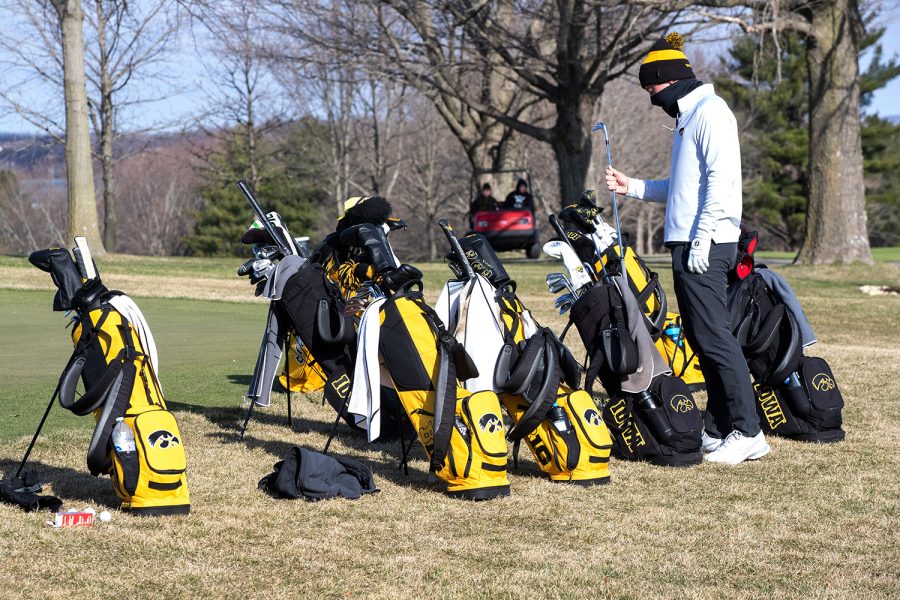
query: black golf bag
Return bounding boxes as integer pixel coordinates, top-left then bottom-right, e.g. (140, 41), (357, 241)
(550, 197), (703, 466)
(727, 239), (845, 443)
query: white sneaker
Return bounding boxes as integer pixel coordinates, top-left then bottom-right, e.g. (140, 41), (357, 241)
(701, 431), (723, 453)
(704, 430), (770, 464)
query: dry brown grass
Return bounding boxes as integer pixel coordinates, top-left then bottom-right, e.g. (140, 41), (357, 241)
(0, 258), (898, 599)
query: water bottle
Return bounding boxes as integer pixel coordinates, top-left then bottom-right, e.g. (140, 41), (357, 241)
(635, 390), (659, 410)
(783, 372), (802, 390)
(665, 323), (683, 347)
(112, 417), (136, 454)
(548, 404), (571, 434)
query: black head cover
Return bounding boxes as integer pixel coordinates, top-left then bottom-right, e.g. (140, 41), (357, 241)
(336, 196), (392, 232)
(28, 248), (84, 311)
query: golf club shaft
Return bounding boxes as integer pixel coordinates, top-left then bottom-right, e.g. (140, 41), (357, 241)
(437, 219), (475, 280)
(549, 214), (597, 283)
(15, 383), (60, 479)
(236, 179), (295, 257)
(597, 125), (626, 261)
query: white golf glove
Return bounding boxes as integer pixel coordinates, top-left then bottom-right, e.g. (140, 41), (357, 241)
(687, 238), (710, 274)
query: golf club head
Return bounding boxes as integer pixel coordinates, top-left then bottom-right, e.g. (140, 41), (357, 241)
(591, 121), (606, 132)
(546, 272), (567, 285)
(558, 301), (573, 315)
(555, 293), (576, 308)
(548, 280), (568, 294)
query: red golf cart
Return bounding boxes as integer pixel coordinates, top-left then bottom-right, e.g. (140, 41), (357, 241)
(469, 169), (542, 259)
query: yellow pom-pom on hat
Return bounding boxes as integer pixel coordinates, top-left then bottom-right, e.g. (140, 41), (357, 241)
(665, 32), (684, 51)
(639, 32), (694, 87)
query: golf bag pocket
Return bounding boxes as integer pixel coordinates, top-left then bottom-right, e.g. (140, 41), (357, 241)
(111, 408), (190, 515)
(602, 376), (702, 467)
(439, 390), (510, 500)
(569, 282), (638, 393)
(754, 356), (844, 443)
(503, 388), (612, 485)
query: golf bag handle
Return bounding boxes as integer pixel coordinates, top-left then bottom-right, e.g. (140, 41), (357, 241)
(437, 219), (476, 280)
(236, 179), (296, 257)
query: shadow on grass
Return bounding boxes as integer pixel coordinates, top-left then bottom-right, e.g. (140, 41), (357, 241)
(166, 399), (435, 490)
(0, 459), (119, 508)
(226, 373), (253, 387)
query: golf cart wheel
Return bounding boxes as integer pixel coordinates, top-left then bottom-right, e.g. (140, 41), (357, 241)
(526, 241), (542, 260)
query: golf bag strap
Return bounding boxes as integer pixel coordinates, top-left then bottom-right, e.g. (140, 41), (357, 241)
(495, 335), (544, 395)
(744, 304), (786, 355)
(86, 360), (135, 476)
(58, 351), (125, 416)
(635, 272), (659, 306)
(393, 288), (457, 473)
(506, 332), (560, 441)
(761, 309), (801, 386)
(316, 298), (347, 343)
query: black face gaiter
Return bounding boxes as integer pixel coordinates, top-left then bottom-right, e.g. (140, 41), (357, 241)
(650, 78), (704, 119)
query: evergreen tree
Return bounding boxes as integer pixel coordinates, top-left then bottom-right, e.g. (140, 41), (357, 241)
(716, 22), (900, 250)
(185, 122), (328, 256)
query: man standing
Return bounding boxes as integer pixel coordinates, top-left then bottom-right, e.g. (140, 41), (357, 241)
(605, 32), (768, 464)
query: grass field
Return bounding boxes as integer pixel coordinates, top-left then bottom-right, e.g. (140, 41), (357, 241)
(1, 253), (899, 598)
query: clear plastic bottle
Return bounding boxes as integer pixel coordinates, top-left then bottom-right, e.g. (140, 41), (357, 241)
(111, 417), (136, 453)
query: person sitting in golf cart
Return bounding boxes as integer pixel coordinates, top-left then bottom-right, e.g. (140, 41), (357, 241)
(503, 178), (535, 213)
(470, 182), (499, 227)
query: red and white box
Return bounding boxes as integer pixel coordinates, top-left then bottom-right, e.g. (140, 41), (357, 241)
(48, 511), (94, 528)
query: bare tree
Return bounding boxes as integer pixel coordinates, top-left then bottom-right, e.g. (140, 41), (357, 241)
(0, 1), (181, 253)
(52, 0), (105, 252)
(85, 0), (182, 251)
(395, 99), (470, 259)
(189, 0), (285, 189)
(316, 1), (693, 204)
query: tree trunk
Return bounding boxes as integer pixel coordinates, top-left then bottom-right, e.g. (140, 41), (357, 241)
(96, 0), (116, 252)
(54, 0), (104, 254)
(796, 0), (872, 264)
(551, 96), (594, 206)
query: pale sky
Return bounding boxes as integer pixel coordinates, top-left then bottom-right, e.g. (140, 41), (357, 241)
(0, 15), (898, 136)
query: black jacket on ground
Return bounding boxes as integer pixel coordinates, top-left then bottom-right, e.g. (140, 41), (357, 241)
(258, 446), (379, 501)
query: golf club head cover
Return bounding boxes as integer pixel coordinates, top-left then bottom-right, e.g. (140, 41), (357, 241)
(339, 223), (397, 275)
(380, 263), (423, 293)
(29, 248), (87, 311)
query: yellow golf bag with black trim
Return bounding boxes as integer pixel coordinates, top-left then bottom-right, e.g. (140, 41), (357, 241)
(30, 245), (190, 515)
(379, 282), (510, 500)
(279, 335), (327, 393)
(494, 291), (612, 486)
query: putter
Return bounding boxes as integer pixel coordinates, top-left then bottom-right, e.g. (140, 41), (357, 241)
(591, 122), (626, 262)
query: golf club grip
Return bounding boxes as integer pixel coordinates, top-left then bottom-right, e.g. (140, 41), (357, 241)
(437, 219), (475, 280)
(549, 214), (575, 252)
(236, 179), (293, 256)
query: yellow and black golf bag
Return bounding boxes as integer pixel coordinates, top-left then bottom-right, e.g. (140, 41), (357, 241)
(336, 222), (510, 499)
(441, 228), (612, 485)
(29, 244), (190, 515)
(558, 191), (705, 389)
(378, 283), (510, 499)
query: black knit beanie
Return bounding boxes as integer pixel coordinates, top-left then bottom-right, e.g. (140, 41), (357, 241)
(639, 32), (695, 87)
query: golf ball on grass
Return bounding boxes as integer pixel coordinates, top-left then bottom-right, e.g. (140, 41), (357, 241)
(98, 511), (111, 523)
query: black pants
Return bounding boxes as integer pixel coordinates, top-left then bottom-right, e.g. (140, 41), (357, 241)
(670, 242), (760, 437)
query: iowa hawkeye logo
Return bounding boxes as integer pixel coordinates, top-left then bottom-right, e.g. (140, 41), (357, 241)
(479, 413), (503, 434)
(147, 430), (181, 449)
(812, 373), (836, 392)
(583, 408), (603, 427)
(669, 395), (694, 413)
